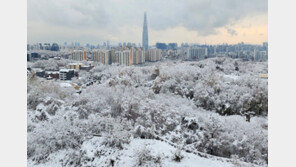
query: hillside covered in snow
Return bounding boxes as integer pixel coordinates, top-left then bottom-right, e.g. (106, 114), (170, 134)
(27, 57), (268, 167)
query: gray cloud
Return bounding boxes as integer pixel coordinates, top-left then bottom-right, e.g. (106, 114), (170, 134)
(227, 28), (238, 36)
(28, 0), (110, 29)
(28, 0), (267, 43)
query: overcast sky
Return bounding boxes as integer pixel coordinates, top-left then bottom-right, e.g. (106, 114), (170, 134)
(28, 0), (268, 45)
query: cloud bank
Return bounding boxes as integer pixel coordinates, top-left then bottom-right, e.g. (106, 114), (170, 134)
(28, 0), (268, 44)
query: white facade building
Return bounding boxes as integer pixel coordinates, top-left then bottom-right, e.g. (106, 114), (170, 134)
(71, 50), (86, 61)
(187, 47), (207, 60)
(147, 49), (162, 62)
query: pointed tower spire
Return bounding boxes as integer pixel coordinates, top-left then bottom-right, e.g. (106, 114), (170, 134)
(142, 12), (148, 50)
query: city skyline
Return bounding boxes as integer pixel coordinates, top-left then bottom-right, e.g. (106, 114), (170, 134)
(28, 0), (268, 45)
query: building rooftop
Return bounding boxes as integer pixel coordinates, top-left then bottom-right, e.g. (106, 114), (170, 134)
(60, 69), (70, 72)
(46, 71), (59, 74)
(68, 63), (84, 66)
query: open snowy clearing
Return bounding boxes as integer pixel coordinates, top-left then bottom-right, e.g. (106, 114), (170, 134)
(28, 138), (257, 167)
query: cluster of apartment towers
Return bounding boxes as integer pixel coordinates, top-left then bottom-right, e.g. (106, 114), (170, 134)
(71, 12), (162, 66)
(71, 47), (162, 66)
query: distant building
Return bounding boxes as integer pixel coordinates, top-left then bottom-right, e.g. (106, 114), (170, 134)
(70, 46), (160, 66)
(51, 43), (60, 51)
(107, 41), (110, 50)
(92, 50), (99, 62)
(156, 43), (167, 50)
(263, 42), (268, 51)
(147, 49), (162, 62)
(27, 54), (31, 61)
(254, 50), (268, 62)
(187, 47), (207, 60)
(168, 43), (178, 50)
(110, 50), (117, 64)
(101, 51), (111, 65)
(132, 48), (145, 65)
(31, 52), (41, 60)
(46, 71), (59, 79)
(33, 68), (46, 78)
(80, 65), (93, 71)
(111, 47), (146, 66)
(115, 50), (132, 66)
(75, 42), (80, 47)
(71, 50), (85, 61)
(259, 73), (268, 79)
(181, 43), (189, 48)
(92, 50), (111, 65)
(43, 43), (50, 50)
(142, 12), (149, 50)
(39, 43), (43, 50)
(83, 51), (87, 60)
(59, 69), (74, 80)
(68, 63), (84, 70)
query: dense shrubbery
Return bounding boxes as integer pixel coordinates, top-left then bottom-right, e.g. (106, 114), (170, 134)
(136, 144), (162, 166)
(27, 57), (268, 166)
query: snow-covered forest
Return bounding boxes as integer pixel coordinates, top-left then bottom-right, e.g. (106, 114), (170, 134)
(27, 57), (268, 167)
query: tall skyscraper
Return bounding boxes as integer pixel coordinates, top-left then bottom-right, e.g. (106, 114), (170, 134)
(142, 12), (148, 50)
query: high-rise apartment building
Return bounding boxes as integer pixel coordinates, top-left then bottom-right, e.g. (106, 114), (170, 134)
(92, 50), (111, 65)
(83, 51), (87, 60)
(132, 48), (145, 65)
(115, 50), (131, 66)
(147, 49), (162, 62)
(71, 50), (84, 61)
(187, 47), (207, 60)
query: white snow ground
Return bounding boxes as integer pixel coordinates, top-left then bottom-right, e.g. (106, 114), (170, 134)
(28, 137), (255, 167)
